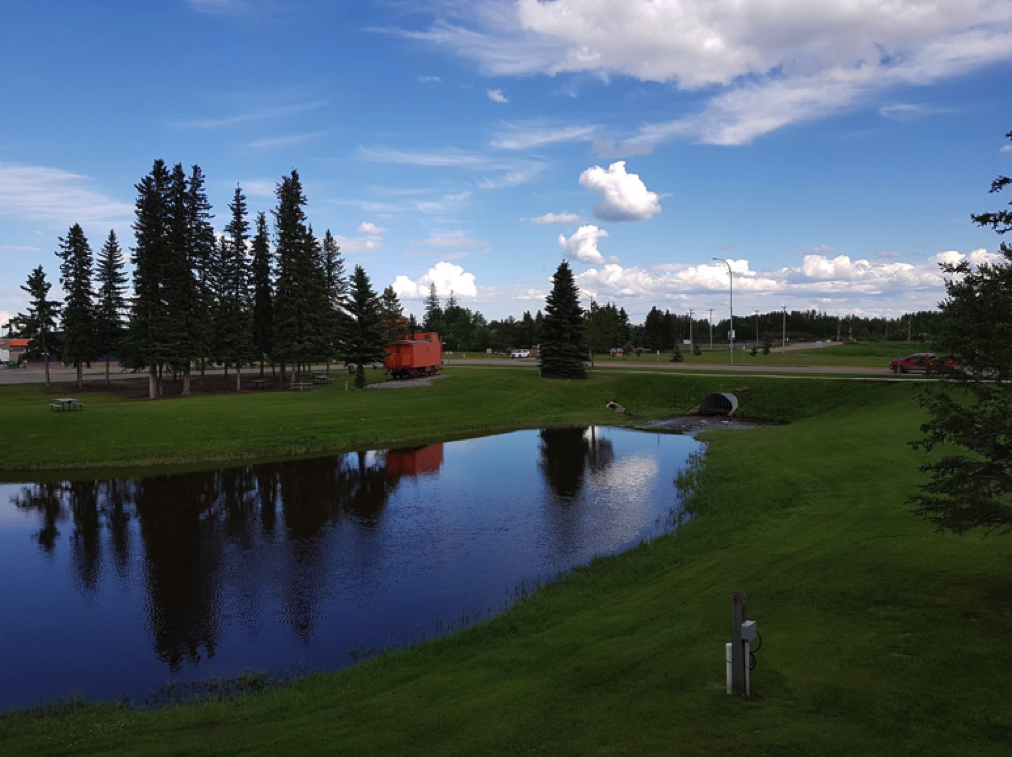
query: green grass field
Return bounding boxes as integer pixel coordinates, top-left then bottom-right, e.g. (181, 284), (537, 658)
(610, 340), (932, 369)
(0, 366), (895, 474)
(2, 370), (1010, 756)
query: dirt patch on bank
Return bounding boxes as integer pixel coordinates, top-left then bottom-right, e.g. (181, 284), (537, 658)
(640, 416), (772, 432)
(367, 374), (451, 390)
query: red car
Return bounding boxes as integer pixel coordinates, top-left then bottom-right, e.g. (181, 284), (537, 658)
(888, 352), (958, 374)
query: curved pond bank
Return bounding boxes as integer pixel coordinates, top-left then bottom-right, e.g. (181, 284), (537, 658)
(0, 426), (702, 710)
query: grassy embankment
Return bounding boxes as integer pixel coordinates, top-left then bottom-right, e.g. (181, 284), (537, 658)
(599, 340), (931, 368)
(0, 365), (883, 474)
(2, 368), (1011, 756)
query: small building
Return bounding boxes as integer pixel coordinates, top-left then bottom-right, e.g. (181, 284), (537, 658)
(0, 338), (29, 363)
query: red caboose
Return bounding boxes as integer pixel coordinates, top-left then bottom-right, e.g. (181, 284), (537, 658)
(384, 332), (443, 380)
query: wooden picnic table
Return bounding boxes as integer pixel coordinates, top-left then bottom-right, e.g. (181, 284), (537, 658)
(248, 378), (271, 389)
(51, 398), (84, 411)
(313, 374), (333, 385)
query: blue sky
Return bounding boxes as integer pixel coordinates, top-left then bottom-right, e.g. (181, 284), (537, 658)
(2, 0), (1010, 326)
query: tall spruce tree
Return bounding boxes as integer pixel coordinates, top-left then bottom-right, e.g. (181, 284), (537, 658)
(340, 265), (386, 389)
(188, 165), (216, 386)
(94, 230), (128, 385)
(909, 130), (1012, 533)
(423, 282), (442, 331)
(221, 184), (253, 390)
(321, 229), (347, 374)
(14, 266), (61, 386)
(250, 211), (273, 376)
(540, 261), (587, 379)
(379, 285), (405, 344)
(165, 163), (198, 393)
(271, 170), (315, 384)
(128, 159), (173, 399)
(304, 224), (331, 373)
(55, 223), (96, 387)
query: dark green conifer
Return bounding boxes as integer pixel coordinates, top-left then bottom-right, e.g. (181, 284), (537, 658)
(271, 170), (315, 384)
(379, 285), (405, 344)
(128, 159), (173, 399)
(13, 266), (61, 386)
(188, 165), (216, 385)
(340, 265), (386, 389)
(423, 282), (442, 331)
(220, 185), (253, 389)
(540, 261), (587, 379)
(56, 223), (96, 387)
(94, 230), (128, 385)
(250, 211), (273, 376)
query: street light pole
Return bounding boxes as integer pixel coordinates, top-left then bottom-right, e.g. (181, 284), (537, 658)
(708, 308), (714, 351)
(782, 306), (787, 349)
(713, 258), (733, 364)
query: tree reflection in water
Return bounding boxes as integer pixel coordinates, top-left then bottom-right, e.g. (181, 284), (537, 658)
(9, 444), (442, 670)
(537, 428), (615, 502)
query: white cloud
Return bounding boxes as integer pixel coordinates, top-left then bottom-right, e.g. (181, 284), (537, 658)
(333, 234), (383, 254)
(413, 230), (488, 248)
(358, 221), (388, 235)
(0, 164), (133, 226)
(1001, 145), (1012, 153)
(240, 180), (277, 198)
(878, 102), (953, 120)
(358, 147), (491, 167)
(525, 212), (581, 225)
(419, 75), (442, 82)
(559, 225), (609, 265)
(245, 131), (327, 149)
(1, 245), (40, 253)
(487, 88), (509, 103)
(395, 0), (1012, 147)
(393, 261), (479, 299)
(579, 162), (661, 222)
(476, 163), (545, 188)
(332, 190), (471, 216)
(490, 122), (597, 150)
(572, 249), (1003, 313)
(172, 101), (325, 129)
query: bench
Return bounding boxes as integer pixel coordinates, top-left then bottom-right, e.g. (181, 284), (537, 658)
(248, 378), (270, 389)
(289, 382), (314, 392)
(50, 403), (61, 411)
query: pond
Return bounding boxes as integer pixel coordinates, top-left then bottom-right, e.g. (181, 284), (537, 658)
(0, 427), (703, 710)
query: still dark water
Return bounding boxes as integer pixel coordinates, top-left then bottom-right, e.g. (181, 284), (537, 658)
(0, 427), (702, 710)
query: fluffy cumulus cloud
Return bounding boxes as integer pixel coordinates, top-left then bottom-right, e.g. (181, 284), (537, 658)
(393, 261), (479, 299)
(396, 0), (1012, 147)
(487, 88), (509, 103)
(333, 222), (388, 254)
(572, 249), (1003, 313)
(559, 225), (609, 265)
(525, 212), (581, 224)
(579, 162), (661, 222)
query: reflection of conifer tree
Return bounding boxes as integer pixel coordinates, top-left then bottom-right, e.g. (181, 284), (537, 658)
(134, 472), (223, 671)
(67, 480), (102, 594)
(101, 479), (135, 579)
(255, 467), (279, 535)
(538, 428), (615, 501)
(12, 483), (67, 553)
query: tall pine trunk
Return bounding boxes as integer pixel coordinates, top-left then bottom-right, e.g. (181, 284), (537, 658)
(77, 360), (83, 389)
(105, 356), (111, 387)
(235, 361), (241, 392)
(259, 356), (265, 378)
(279, 359), (286, 389)
(182, 367), (191, 396)
(148, 365), (157, 400)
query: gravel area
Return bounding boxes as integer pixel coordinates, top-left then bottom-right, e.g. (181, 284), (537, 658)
(367, 374), (451, 390)
(640, 416), (770, 431)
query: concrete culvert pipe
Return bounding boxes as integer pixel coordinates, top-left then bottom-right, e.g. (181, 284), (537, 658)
(691, 392), (739, 417)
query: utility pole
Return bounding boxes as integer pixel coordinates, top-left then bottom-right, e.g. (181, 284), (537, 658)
(708, 308), (714, 351)
(782, 306), (787, 349)
(754, 309), (759, 349)
(907, 316), (912, 342)
(688, 308), (694, 349)
(837, 315), (842, 343)
(713, 258), (733, 364)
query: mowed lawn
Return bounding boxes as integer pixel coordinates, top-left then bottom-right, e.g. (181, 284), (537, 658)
(0, 366), (891, 473)
(1, 372), (1010, 755)
(611, 340), (931, 369)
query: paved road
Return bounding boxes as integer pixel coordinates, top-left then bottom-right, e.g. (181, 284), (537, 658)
(448, 358), (890, 376)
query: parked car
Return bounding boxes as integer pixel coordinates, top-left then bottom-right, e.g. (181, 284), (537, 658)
(346, 360), (384, 373)
(888, 353), (959, 374)
(510, 349), (530, 358)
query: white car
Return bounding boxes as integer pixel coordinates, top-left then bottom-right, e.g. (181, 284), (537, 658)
(510, 349), (530, 359)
